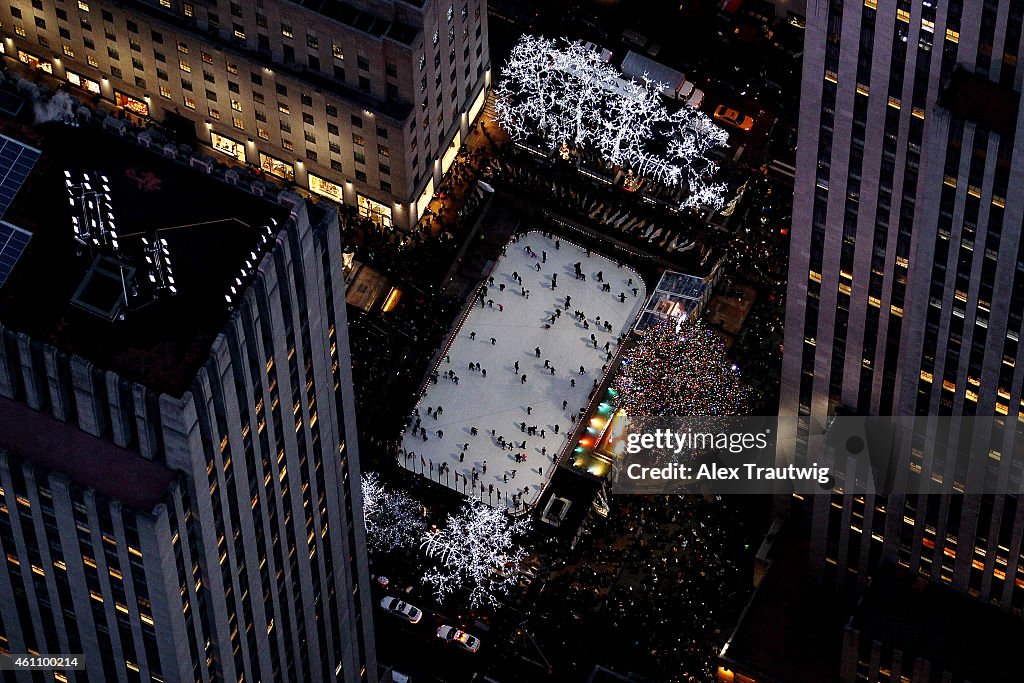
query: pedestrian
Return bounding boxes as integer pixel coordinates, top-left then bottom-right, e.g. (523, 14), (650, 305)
(562, 400), (568, 409)
(541, 429), (546, 438)
(535, 347), (541, 358)
(571, 378), (576, 387)
(491, 337), (496, 345)
(521, 374), (527, 384)
(515, 361), (520, 373)
(527, 406), (532, 414)
(511, 469), (517, 479)
(471, 426), (478, 435)
(436, 430), (443, 438)
(460, 452), (465, 462)
(503, 474), (508, 483)
(549, 367), (555, 375)
(554, 424), (559, 434)
(482, 462), (487, 474)
(499, 283), (505, 291)
(482, 368), (486, 377)
(579, 366), (586, 374)
(544, 359), (550, 368)
(470, 331), (476, 340)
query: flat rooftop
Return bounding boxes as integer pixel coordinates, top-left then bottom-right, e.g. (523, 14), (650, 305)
(720, 521), (843, 682)
(850, 563), (1024, 679)
(0, 123), (286, 396)
(0, 395), (177, 512)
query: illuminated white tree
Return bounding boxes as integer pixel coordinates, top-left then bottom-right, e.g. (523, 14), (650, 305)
(361, 472), (426, 554)
(419, 500), (530, 608)
(494, 35), (730, 210)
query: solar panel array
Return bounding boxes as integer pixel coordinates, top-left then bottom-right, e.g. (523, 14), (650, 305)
(0, 221), (31, 287)
(0, 135), (41, 218)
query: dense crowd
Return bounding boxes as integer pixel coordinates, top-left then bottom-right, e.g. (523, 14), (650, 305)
(526, 494), (761, 682)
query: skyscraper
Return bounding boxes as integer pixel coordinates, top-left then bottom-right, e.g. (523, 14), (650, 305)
(0, 126), (376, 682)
(0, 0), (490, 228)
(781, 0), (1024, 604)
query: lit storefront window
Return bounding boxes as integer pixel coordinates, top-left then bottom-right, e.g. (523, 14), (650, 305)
(18, 50), (52, 73)
(114, 91), (150, 117)
(66, 70), (101, 95)
(210, 131), (246, 162)
(259, 152), (294, 180)
(415, 177), (434, 222)
(441, 130), (461, 176)
(308, 173), (343, 203)
(358, 193), (393, 228)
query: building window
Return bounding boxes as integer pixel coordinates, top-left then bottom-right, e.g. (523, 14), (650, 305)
(62, 44), (75, 57)
(281, 23), (293, 39)
(231, 99), (242, 111)
(278, 102), (290, 114)
(177, 42), (188, 54)
(232, 117), (244, 130)
(332, 43), (344, 60)
(259, 152), (293, 179)
(184, 96), (196, 109)
(209, 106), (220, 119)
(351, 115), (362, 128)
(358, 193), (392, 227)
(308, 173), (342, 202)
(211, 131), (245, 161)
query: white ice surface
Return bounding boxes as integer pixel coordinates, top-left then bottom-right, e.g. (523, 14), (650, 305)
(400, 231), (646, 510)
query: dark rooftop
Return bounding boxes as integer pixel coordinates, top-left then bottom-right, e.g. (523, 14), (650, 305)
(850, 563), (1024, 680)
(720, 520), (844, 682)
(0, 123), (286, 396)
(0, 395), (177, 512)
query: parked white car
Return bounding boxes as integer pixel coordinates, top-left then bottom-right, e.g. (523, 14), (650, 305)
(379, 597), (423, 624)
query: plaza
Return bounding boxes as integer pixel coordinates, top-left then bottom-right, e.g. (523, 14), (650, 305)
(400, 231), (647, 510)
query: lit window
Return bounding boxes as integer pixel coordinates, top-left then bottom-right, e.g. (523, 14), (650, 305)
(78, 0), (90, 11)
(184, 96), (196, 109)
(231, 99), (242, 111)
(160, 85), (172, 98)
(179, 59), (191, 72)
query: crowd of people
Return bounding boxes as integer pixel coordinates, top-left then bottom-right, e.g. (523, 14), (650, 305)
(525, 494), (762, 682)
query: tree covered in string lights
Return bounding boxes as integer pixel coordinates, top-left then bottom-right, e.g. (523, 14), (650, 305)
(612, 318), (750, 418)
(361, 472), (426, 554)
(419, 500), (530, 608)
(493, 35), (729, 210)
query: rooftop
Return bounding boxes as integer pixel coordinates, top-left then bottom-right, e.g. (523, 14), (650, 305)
(0, 123), (286, 396)
(850, 563), (1024, 680)
(719, 520), (843, 682)
(0, 395), (177, 512)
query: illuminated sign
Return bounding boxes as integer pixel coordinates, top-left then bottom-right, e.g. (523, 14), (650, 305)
(210, 131), (245, 162)
(17, 50), (52, 73)
(114, 91), (149, 117)
(259, 152), (294, 180)
(308, 173), (343, 202)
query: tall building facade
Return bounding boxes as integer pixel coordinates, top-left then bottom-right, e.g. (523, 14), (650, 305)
(782, 0), (1024, 607)
(0, 0), (490, 228)
(0, 129), (377, 683)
